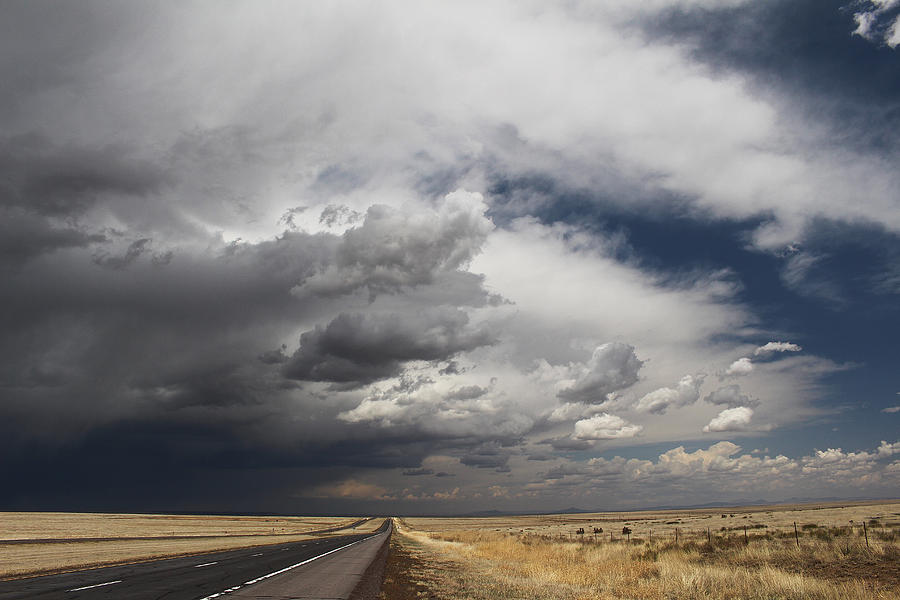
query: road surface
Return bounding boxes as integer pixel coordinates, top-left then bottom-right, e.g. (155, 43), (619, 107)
(0, 519), (391, 600)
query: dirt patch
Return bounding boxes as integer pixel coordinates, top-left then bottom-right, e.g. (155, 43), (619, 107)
(773, 554), (900, 592)
(378, 535), (435, 599)
(380, 526), (591, 600)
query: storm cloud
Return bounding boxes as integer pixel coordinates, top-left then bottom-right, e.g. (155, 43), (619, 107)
(300, 191), (494, 299)
(282, 308), (496, 386)
(1, 0), (898, 513)
(558, 343), (644, 404)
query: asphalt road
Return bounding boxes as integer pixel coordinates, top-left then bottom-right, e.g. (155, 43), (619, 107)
(0, 520), (390, 600)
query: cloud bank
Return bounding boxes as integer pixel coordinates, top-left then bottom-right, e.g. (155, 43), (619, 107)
(0, 0), (896, 512)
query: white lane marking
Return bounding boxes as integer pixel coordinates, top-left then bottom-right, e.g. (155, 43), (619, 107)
(67, 580), (123, 591)
(194, 561), (218, 568)
(242, 538), (367, 586)
(196, 535), (375, 600)
(250, 553), (263, 557)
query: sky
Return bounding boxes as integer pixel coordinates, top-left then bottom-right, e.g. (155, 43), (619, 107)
(1, 0), (898, 515)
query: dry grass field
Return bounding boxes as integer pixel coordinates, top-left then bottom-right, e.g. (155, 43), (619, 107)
(0, 512), (374, 579)
(382, 500), (900, 600)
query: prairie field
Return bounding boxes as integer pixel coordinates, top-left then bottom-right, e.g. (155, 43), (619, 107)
(0, 512), (375, 579)
(382, 500), (900, 600)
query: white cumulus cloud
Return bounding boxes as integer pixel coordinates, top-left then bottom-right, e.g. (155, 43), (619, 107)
(634, 374), (704, 414)
(754, 341), (802, 356)
(703, 406), (754, 432)
(573, 413), (643, 440)
(725, 357), (754, 376)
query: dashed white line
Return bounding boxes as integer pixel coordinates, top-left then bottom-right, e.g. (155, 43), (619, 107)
(197, 536), (373, 600)
(194, 561), (218, 568)
(250, 552), (263, 557)
(67, 580), (122, 592)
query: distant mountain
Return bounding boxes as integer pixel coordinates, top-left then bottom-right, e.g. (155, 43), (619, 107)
(548, 507), (592, 514)
(457, 509), (515, 517)
(457, 507), (591, 517)
(638, 499), (771, 511)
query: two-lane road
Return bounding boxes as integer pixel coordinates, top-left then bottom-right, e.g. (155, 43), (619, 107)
(0, 520), (390, 600)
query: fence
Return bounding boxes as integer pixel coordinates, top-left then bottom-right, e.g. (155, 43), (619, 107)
(549, 518), (895, 549)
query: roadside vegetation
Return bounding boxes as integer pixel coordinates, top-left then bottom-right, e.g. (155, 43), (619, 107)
(385, 502), (900, 599)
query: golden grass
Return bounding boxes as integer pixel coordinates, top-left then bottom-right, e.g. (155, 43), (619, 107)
(0, 512), (357, 540)
(406, 499), (900, 542)
(0, 512), (374, 579)
(0, 533), (319, 579)
(394, 501), (900, 600)
(381, 523), (589, 600)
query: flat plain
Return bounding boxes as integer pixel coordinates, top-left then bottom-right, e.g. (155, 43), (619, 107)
(0, 512), (380, 579)
(381, 500), (900, 600)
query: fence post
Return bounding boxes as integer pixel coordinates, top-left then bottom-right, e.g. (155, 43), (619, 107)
(649, 529), (652, 544)
(863, 521), (869, 548)
(707, 527), (711, 544)
(744, 525), (748, 544)
(675, 528), (678, 544)
(793, 522), (799, 548)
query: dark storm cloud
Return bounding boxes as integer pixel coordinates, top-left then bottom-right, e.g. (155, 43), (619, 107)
(282, 308), (496, 386)
(0, 411), (449, 512)
(301, 194), (493, 299)
(92, 238), (152, 269)
(0, 148), (500, 509)
(558, 343), (643, 404)
(0, 230), (334, 338)
(0, 135), (166, 217)
(459, 446), (514, 470)
(0, 208), (106, 262)
(3, 0), (896, 514)
(0, 2), (148, 117)
(258, 346), (289, 365)
(0, 135), (167, 265)
(0, 228), (343, 480)
(542, 463), (588, 480)
(401, 468), (434, 476)
(704, 384), (758, 409)
(525, 453), (555, 462)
